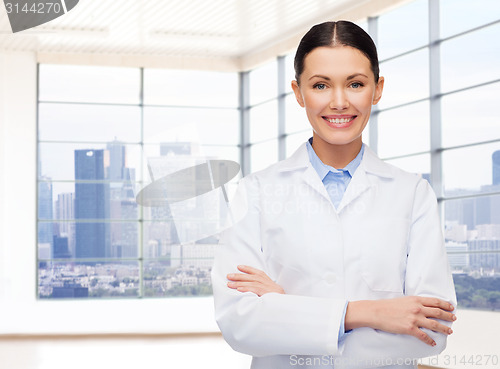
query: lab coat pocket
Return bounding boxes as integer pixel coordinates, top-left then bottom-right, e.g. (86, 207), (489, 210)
(360, 217), (410, 294)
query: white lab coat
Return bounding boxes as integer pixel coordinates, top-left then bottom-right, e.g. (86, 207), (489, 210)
(212, 143), (457, 369)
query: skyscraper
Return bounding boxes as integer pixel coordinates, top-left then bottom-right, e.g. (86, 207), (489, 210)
(38, 178), (53, 248)
(107, 140), (127, 181)
(493, 150), (500, 186)
(74, 149), (109, 259)
(55, 192), (75, 256)
(53, 235), (71, 259)
(107, 140), (138, 258)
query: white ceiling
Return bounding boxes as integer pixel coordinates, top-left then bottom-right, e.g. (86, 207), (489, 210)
(0, 0), (402, 71)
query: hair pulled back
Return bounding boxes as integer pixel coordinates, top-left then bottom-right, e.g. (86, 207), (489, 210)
(294, 20), (379, 83)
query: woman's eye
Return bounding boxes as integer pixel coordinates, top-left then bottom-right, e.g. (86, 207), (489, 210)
(350, 82), (363, 89)
(313, 83), (327, 90)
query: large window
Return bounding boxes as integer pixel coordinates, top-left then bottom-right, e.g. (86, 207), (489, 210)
(435, 2), (500, 312)
(240, 0), (500, 313)
(37, 65), (239, 299)
(37, 0), (500, 308)
(374, 0), (500, 311)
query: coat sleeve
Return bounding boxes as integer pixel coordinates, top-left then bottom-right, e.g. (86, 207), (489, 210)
(211, 175), (347, 357)
(335, 179), (457, 368)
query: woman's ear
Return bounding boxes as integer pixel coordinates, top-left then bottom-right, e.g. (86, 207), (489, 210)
(372, 76), (384, 105)
(291, 80), (305, 107)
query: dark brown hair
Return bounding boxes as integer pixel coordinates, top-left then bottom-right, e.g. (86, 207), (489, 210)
(294, 21), (380, 83)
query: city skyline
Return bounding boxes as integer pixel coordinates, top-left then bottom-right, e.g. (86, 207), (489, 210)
(38, 139), (224, 298)
(37, 144), (500, 299)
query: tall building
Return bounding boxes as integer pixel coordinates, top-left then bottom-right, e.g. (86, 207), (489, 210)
(53, 235), (72, 259)
(55, 192), (75, 256)
(144, 141), (226, 267)
(107, 140), (127, 181)
(143, 142), (198, 258)
(490, 151), (500, 225)
(74, 149), (109, 259)
(445, 241), (468, 270)
(493, 150), (500, 186)
(468, 239), (500, 272)
(107, 140), (138, 258)
(445, 190), (500, 230)
(38, 178), (53, 247)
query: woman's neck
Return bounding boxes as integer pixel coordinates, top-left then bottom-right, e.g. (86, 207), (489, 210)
(311, 135), (363, 169)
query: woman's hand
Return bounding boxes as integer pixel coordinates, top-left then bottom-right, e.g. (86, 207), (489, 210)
(345, 296), (456, 346)
(226, 265), (285, 296)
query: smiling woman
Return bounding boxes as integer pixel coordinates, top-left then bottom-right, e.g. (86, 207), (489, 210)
(212, 20), (457, 369)
(291, 46), (383, 168)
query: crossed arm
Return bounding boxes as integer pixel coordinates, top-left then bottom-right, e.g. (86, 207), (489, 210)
(214, 177), (457, 360)
(227, 264), (456, 347)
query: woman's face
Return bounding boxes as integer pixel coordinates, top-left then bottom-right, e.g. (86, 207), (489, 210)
(292, 46), (384, 151)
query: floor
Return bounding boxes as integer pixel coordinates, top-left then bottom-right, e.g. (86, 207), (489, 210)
(1, 310), (499, 369)
(0, 333), (251, 369)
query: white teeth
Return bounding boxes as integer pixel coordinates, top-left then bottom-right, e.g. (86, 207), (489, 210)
(326, 117), (353, 124)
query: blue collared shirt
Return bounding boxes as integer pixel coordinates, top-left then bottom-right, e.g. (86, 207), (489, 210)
(305, 137), (365, 344)
(306, 137), (365, 209)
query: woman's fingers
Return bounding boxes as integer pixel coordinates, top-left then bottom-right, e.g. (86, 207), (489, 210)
(226, 265), (285, 296)
(408, 325), (436, 346)
(358, 296), (456, 346)
(227, 281), (265, 295)
(227, 279), (282, 296)
(409, 312), (453, 346)
(227, 279), (268, 288)
(422, 306), (456, 323)
(236, 264), (258, 272)
(418, 315), (454, 335)
(227, 281), (262, 289)
(418, 296), (455, 311)
(227, 272), (261, 282)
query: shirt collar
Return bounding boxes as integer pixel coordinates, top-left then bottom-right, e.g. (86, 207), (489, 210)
(277, 141), (394, 179)
(306, 137), (364, 180)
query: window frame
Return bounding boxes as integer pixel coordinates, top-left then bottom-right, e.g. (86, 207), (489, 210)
(373, 0), (500, 316)
(36, 64), (240, 301)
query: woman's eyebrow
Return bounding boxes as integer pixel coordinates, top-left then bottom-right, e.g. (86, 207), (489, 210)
(308, 73), (369, 81)
(347, 73), (369, 80)
(309, 74), (330, 81)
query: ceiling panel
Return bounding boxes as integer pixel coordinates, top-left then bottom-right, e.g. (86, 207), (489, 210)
(0, 0), (400, 69)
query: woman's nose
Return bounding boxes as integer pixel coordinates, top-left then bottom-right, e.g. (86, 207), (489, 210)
(329, 89), (349, 110)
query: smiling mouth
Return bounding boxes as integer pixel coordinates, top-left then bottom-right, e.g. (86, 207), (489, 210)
(323, 116), (356, 124)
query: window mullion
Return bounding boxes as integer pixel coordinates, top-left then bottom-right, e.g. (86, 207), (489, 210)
(429, 0), (443, 201)
(139, 67), (145, 298)
(239, 71), (251, 176)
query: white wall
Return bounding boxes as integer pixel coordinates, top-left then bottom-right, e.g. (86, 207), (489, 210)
(0, 51), (37, 304)
(0, 51), (219, 336)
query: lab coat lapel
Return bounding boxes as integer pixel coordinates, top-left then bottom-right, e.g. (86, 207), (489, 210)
(278, 143), (332, 204)
(301, 165), (332, 204)
(336, 145), (394, 213)
(336, 166), (372, 213)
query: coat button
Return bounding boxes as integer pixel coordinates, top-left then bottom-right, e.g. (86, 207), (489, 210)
(324, 273), (336, 284)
